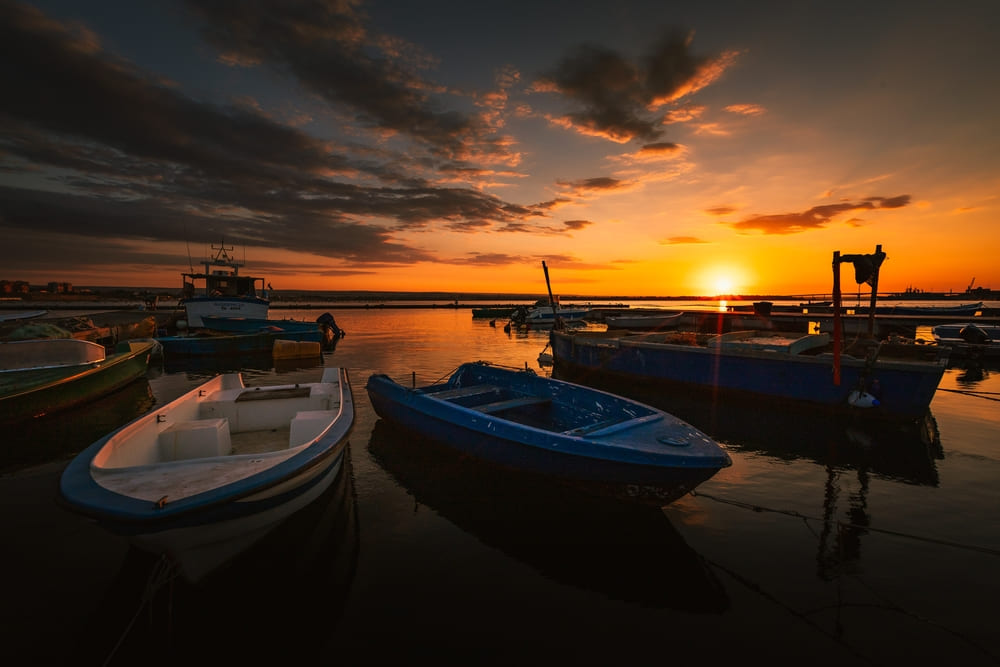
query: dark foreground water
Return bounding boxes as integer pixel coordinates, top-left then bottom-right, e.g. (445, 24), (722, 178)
(3, 305), (999, 666)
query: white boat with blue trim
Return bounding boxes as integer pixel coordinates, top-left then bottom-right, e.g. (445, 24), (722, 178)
(59, 367), (355, 582)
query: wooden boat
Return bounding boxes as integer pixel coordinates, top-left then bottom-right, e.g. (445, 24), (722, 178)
(365, 361), (732, 490)
(59, 366), (355, 583)
(155, 326), (327, 358)
(179, 243), (270, 328)
(605, 311), (683, 330)
(549, 329), (949, 422)
(0, 338), (155, 423)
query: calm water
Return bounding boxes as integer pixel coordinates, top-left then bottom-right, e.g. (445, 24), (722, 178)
(3, 305), (999, 665)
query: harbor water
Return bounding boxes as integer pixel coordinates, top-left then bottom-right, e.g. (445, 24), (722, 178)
(2, 304), (998, 665)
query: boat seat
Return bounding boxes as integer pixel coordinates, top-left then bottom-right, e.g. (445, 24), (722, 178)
(474, 396), (551, 414)
(158, 418), (232, 462)
(427, 384), (502, 400)
(289, 410), (335, 447)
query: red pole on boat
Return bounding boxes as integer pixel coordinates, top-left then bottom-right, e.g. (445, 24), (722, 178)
(832, 251), (842, 385)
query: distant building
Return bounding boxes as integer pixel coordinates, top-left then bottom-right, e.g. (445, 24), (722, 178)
(0, 280), (30, 295)
(47, 281), (74, 294)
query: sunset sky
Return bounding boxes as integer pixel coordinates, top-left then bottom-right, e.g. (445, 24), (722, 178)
(2, 0), (998, 296)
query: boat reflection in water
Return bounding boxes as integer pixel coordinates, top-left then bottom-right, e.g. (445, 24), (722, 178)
(1, 378), (155, 473)
(73, 449), (359, 666)
(560, 370), (949, 592)
(367, 420), (728, 612)
(158, 346), (329, 377)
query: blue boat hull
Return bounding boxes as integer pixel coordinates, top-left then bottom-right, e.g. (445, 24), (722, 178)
(549, 330), (947, 421)
(156, 328), (324, 357)
(365, 363), (730, 492)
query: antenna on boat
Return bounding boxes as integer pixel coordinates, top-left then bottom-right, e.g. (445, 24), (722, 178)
(542, 261), (563, 330)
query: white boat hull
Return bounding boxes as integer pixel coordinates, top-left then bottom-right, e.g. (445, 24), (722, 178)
(183, 297), (269, 328)
(131, 455), (344, 582)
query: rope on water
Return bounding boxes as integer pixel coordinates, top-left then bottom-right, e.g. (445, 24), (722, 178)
(101, 554), (182, 667)
(937, 387), (1000, 401)
(690, 490), (1000, 557)
(685, 490), (1000, 663)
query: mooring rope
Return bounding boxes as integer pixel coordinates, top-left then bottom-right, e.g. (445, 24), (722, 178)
(690, 490), (1000, 556)
(102, 554), (182, 667)
(937, 387), (1000, 401)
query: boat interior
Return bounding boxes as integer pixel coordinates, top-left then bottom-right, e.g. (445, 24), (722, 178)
(417, 379), (659, 436)
(94, 377), (341, 470)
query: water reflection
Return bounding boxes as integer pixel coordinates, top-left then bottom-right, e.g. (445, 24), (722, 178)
(157, 349), (328, 376)
(368, 420), (728, 612)
(1, 378), (155, 473)
(74, 450), (359, 666)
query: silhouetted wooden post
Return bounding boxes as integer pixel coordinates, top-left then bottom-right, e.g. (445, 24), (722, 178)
(867, 244), (882, 338)
(832, 251), (842, 385)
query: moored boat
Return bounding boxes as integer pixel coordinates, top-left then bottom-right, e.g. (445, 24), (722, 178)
(550, 328), (948, 422)
(0, 338), (155, 423)
(156, 326), (329, 359)
(58, 366), (355, 583)
(931, 322), (1000, 362)
(179, 243), (270, 328)
(365, 361), (731, 498)
(605, 311), (683, 330)
(201, 312), (345, 340)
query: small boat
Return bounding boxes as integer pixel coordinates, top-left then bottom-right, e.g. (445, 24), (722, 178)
(155, 326), (328, 358)
(59, 366), (355, 583)
(605, 311), (683, 330)
(471, 306), (517, 319)
(201, 312), (345, 340)
(931, 323), (1000, 362)
(365, 361), (732, 492)
(0, 338), (155, 424)
(0, 309), (47, 323)
(889, 301), (984, 316)
(179, 243), (270, 328)
(507, 300), (592, 331)
(931, 323), (1000, 342)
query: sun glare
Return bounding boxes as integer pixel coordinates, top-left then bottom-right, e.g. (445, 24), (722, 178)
(713, 276), (734, 295)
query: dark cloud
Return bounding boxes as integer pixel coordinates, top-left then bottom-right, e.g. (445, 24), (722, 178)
(537, 28), (728, 142)
(726, 196), (911, 234)
(638, 142), (681, 155)
(0, 1), (546, 277)
(556, 177), (628, 192)
(183, 0), (511, 161)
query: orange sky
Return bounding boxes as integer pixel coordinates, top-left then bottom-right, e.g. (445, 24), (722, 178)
(2, 1), (998, 296)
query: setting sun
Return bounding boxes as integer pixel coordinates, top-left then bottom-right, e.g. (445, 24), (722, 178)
(713, 276), (735, 295)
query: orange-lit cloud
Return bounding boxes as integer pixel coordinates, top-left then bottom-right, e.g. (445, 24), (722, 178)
(533, 29), (738, 143)
(660, 236), (710, 244)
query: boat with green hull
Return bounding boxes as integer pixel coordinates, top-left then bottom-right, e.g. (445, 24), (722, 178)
(0, 338), (155, 423)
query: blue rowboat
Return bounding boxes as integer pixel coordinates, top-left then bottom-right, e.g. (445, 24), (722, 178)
(365, 361), (731, 497)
